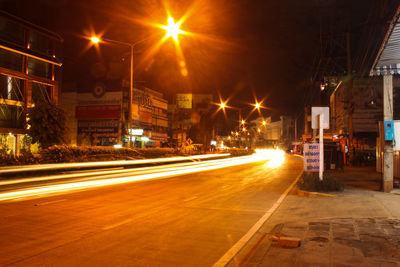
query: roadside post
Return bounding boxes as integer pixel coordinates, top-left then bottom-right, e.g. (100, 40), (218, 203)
(319, 114), (324, 180)
(311, 107), (329, 180)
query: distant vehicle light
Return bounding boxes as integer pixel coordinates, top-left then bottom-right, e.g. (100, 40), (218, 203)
(113, 144), (122, 149)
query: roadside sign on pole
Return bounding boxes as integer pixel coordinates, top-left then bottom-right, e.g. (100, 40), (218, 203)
(311, 107), (329, 180)
(186, 138), (193, 146)
(311, 107), (329, 129)
(303, 143), (320, 172)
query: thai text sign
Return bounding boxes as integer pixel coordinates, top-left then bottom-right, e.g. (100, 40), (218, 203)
(176, 94), (192, 109)
(78, 119), (119, 137)
(304, 143), (320, 172)
(76, 105), (120, 119)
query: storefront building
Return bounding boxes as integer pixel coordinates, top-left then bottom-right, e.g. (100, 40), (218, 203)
(129, 87), (168, 147)
(0, 10), (62, 155)
(74, 79), (122, 146)
(68, 83), (168, 148)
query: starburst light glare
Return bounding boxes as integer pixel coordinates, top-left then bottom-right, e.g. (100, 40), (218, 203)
(90, 36), (100, 44)
(161, 17), (185, 42)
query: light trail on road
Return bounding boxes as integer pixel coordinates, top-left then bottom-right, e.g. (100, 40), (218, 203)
(0, 153), (229, 174)
(0, 149), (284, 202)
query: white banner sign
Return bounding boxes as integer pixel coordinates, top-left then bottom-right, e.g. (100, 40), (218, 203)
(304, 143), (320, 172)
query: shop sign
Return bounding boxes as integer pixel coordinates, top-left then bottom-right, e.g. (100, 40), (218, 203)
(151, 132), (168, 141)
(176, 94), (192, 109)
(129, 129), (143, 136)
(76, 105), (120, 119)
(152, 97), (168, 110)
(78, 119), (119, 136)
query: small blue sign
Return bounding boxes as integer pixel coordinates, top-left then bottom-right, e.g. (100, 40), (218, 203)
(384, 120), (394, 141)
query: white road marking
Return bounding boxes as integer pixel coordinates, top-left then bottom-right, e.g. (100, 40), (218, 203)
(102, 218), (133, 231)
(35, 199), (67, 206)
(212, 171), (303, 267)
(183, 196), (198, 202)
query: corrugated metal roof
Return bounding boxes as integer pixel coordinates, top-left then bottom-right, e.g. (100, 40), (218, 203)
(370, 6), (400, 76)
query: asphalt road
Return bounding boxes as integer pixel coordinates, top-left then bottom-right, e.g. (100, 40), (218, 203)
(0, 155), (303, 266)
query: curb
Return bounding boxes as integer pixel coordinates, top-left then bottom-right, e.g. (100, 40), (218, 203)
(294, 188), (336, 197)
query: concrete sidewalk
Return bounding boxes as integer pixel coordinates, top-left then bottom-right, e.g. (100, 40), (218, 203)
(229, 167), (400, 266)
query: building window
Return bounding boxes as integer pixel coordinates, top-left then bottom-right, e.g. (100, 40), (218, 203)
(28, 58), (51, 79)
(29, 30), (53, 56)
(32, 82), (52, 104)
(0, 75), (24, 101)
(0, 17), (25, 47)
(0, 104), (24, 129)
(0, 48), (22, 72)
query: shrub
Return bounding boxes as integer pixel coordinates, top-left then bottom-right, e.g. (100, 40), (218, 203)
(39, 145), (177, 163)
(229, 148), (255, 156)
(0, 152), (39, 166)
(298, 172), (344, 192)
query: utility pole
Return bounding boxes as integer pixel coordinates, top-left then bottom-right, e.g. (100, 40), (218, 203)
(383, 75), (394, 192)
(346, 32), (354, 165)
(294, 118), (297, 153)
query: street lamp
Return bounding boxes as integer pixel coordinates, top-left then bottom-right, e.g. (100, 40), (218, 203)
(161, 17), (185, 42)
(90, 36), (136, 146)
(90, 36), (100, 44)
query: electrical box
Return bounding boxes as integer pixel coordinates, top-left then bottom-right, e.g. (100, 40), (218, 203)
(384, 120), (394, 141)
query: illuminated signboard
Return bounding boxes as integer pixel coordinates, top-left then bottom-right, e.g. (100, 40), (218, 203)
(129, 129), (144, 135)
(176, 94), (192, 109)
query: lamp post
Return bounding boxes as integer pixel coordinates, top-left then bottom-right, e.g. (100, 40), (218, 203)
(87, 16), (185, 148)
(91, 36), (137, 147)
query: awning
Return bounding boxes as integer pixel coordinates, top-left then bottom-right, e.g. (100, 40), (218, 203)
(370, 6), (400, 76)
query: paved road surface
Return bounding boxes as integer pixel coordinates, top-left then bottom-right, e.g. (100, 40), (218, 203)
(0, 155), (302, 266)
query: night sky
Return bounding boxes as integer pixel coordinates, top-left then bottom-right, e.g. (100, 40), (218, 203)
(0, 0), (395, 119)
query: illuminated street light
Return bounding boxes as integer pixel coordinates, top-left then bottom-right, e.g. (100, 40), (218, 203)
(235, 132), (239, 136)
(90, 36), (100, 44)
(90, 35), (136, 146)
(257, 128), (261, 133)
(241, 119), (245, 125)
(262, 120), (266, 126)
(255, 103), (261, 109)
(161, 17), (185, 42)
(220, 102), (226, 109)
(242, 127), (246, 132)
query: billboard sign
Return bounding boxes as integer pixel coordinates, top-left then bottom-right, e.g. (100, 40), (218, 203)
(77, 119), (119, 137)
(176, 94), (192, 109)
(75, 105), (120, 119)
